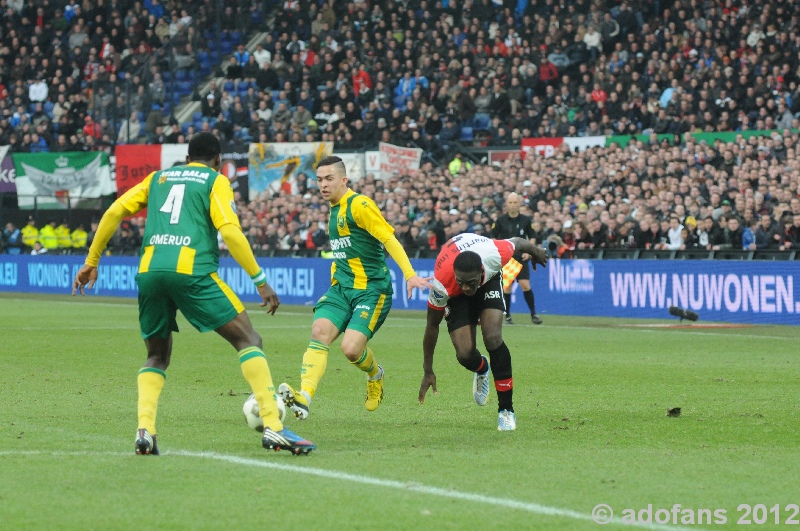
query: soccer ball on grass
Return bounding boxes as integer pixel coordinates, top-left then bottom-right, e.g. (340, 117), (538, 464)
(242, 393), (286, 431)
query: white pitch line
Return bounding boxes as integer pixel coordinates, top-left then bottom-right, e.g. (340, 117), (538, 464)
(0, 449), (687, 530)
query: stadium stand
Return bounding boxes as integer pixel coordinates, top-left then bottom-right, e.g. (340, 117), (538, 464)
(1, 0), (800, 260)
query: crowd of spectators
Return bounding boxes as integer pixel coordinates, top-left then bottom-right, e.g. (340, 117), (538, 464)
(194, 0), (800, 158)
(0, 0), (259, 154)
(3, 0), (800, 260)
(219, 129), (800, 257)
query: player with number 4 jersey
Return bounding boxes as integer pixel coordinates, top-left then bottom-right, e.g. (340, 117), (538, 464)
(72, 133), (315, 455)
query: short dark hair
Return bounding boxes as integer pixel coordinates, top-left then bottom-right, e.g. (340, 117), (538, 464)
(453, 250), (482, 273)
(316, 155), (346, 175)
(188, 132), (221, 161)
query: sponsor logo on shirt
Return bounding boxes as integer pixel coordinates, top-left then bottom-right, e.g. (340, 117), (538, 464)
(330, 236), (351, 250)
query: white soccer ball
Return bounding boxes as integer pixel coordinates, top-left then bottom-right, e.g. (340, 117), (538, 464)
(242, 393), (286, 431)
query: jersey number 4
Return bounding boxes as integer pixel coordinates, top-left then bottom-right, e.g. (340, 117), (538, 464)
(159, 184), (185, 224)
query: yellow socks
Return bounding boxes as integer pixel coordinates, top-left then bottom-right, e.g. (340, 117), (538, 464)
(300, 340), (329, 398)
(239, 346), (282, 431)
(137, 367), (166, 434)
(351, 347), (379, 378)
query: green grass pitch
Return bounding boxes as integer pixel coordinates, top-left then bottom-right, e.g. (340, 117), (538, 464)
(1, 292), (798, 529)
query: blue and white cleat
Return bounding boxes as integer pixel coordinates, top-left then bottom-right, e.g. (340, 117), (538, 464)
(497, 410), (516, 431)
(262, 426), (315, 455)
(472, 356), (491, 406)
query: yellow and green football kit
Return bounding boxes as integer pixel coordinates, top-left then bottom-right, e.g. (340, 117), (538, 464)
(84, 162), (284, 434)
(315, 190), (397, 338)
(298, 189), (417, 400)
(111, 163), (246, 338)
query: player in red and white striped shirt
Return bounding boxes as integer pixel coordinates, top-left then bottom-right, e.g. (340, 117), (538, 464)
(419, 233), (547, 431)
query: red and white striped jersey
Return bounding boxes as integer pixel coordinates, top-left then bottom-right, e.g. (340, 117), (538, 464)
(428, 233), (515, 309)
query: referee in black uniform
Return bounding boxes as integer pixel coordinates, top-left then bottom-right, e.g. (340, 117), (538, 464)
(491, 192), (542, 324)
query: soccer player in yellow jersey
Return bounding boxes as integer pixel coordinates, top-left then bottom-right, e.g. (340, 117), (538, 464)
(279, 156), (431, 419)
(72, 133), (315, 455)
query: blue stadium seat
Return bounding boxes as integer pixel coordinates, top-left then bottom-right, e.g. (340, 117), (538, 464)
(192, 111), (203, 122)
(43, 101), (54, 117)
(460, 126), (474, 141)
(220, 42), (233, 55)
(161, 71), (171, 83)
(174, 70), (188, 82)
(197, 50), (209, 63)
(223, 81), (235, 92)
(177, 81), (193, 95)
(137, 112), (144, 123)
(474, 113), (491, 131)
(229, 31), (242, 44)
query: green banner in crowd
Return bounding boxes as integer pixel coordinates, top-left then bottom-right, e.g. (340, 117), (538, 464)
(13, 152), (115, 209)
(605, 129), (794, 148)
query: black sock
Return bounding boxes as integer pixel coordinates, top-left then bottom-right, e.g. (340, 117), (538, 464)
(503, 293), (512, 315)
(523, 289), (536, 315)
(488, 342), (513, 412)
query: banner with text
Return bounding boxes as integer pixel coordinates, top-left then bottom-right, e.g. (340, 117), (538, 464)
(248, 142), (332, 199)
(0, 145), (15, 193)
(521, 136), (606, 158)
(531, 259), (800, 325)
(378, 142), (422, 179)
(13, 152), (114, 209)
(114, 144), (190, 218)
(1, 256), (797, 325)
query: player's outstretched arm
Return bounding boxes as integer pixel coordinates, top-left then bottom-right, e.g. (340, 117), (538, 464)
(509, 236), (548, 270)
(383, 235), (433, 297)
(219, 224), (279, 314)
(420, 307), (444, 403)
(351, 198), (433, 297)
(74, 175), (151, 295)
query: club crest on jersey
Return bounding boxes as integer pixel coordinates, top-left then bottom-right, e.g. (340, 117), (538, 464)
(158, 174), (167, 184)
(360, 311), (369, 319)
(337, 216), (345, 229)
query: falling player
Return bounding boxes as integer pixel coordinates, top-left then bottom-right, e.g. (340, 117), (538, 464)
(419, 233), (547, 430)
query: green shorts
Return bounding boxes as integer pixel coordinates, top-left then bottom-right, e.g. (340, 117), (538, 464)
(314, 283), (392, 340)
(136, 271), (245, 339)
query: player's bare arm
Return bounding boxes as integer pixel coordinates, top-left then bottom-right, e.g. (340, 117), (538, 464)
(419, 307), (444, 403)
(509, 237), (548, 270)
